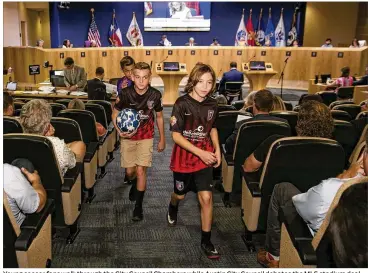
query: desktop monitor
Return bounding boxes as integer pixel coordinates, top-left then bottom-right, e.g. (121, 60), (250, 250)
(321, 74), (331, 84)
(49, 70), (66, 87)
(249, 61), (266, 71)
(163, 62), (180, 71)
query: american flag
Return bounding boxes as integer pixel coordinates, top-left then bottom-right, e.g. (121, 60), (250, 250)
(88, 15), (101, 47)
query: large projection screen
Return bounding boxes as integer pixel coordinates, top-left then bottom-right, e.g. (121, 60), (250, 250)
(144, 2), (211, 31)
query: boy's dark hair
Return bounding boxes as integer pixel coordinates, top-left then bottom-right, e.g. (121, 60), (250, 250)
(253, 89), (274, 112)
(64, 57), (74, 66)
(96, 67), (104, 75)
(184, 63), (216, 95)
(230, 62), (237, 68)
(134, 62), (151, 74)
(3, 91), (14, 111)
(120, 56), (135, 70)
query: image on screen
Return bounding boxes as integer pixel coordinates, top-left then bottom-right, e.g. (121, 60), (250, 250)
(144, 2), (211, 31)
(163, 62), (180, 71)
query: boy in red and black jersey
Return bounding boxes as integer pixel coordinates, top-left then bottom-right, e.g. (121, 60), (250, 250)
(168, 63), (221, 259)
(112, 62), (165, 221)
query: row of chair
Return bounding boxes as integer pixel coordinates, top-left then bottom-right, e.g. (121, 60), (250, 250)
(3, 100), (119, 258)
(217, 114), (367, 255)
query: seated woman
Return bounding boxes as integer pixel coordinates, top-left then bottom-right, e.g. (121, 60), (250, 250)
(271, 95), (287, 111)
(326, 66), (353, 93)
(67, 99), (107, 137)
(19, 99), (86, 175)
(349, 38), (360, 48)
(237, 90), (257, 122)
(62, 39), (73, 48)
(215, 94), (228, 106)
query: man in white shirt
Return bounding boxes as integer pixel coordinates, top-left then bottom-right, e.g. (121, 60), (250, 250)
(257, 133), (368, 268)
(4, 161), (47, 226)
(185, 37), (197, 46)
(321, 38), (333, 48)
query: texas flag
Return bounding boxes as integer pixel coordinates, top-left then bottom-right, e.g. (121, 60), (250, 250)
(246, 9), (255, 46)
(109, 12), (123, 46)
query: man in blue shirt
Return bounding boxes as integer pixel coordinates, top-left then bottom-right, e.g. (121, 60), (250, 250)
(218, 62), (244, 95)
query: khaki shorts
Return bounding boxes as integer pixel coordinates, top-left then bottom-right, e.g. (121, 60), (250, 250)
(120, 138), (154, 168)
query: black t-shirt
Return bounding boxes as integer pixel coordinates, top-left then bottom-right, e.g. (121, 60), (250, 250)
(253, 134), (285, 163)
(170, 94), (218, 173)
(114, 85), (163, 140)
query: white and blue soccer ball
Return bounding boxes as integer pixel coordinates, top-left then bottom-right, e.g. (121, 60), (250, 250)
(116, 108), (140, 134)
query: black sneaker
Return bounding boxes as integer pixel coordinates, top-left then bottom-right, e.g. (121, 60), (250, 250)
(132, 206), (143, 221)
(123, 172), (133, 184)
(128, 179), (137, 201)
(201, 241), (220, 259)
(167, 204), (178, 227)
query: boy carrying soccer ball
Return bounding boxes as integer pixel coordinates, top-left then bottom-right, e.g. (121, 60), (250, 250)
(112, 62), (165, 221)
(167, 63), (221, 259)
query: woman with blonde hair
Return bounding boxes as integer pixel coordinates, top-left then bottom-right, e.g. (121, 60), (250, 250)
(271, 95), (287, 111)
(67, 99), (107, 137)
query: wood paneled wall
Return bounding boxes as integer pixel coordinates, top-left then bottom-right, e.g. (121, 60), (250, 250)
(4, 46), (367, 84)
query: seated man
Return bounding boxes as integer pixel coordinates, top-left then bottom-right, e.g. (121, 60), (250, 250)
(224, 89), (287, 155)
(255, 132), (367, 268)
(353, 66), (368, 86)
(157, 35), (172, 46)
(87, 67), (110, 100)
(19, 99), (86, 175)
(4, 159), (47, 226)
(185, 37), (198, 46)
(63, 57), (87, 91)
(3, 91), (14, 116)
(218, 62), (244, 95)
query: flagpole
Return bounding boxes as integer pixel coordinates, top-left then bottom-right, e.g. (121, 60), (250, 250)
(90, 8), (94, 44)
(269, 7), (271, 18)
(258, 8), (262, 32)
(112, 9), (116, 44)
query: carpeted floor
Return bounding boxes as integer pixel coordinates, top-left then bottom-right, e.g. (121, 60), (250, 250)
(52, 90), (304, 268)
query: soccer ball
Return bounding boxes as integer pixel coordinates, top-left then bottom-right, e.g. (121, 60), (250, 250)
(116, 108), (140, 134)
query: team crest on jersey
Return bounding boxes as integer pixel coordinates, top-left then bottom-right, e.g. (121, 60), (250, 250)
(147, 100), (154, 109)
(170, 116), (177, 126)
(207, 110), (214, 121)
(176, 180), (184, 191)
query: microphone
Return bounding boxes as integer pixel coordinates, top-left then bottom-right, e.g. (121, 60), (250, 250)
(284, 57), (290, 63)
(150, 61), (153, 68)
(247, 54), (257, 63)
